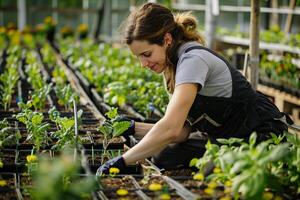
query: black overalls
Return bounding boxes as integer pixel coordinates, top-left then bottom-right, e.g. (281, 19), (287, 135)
(152, 46), (292, 170)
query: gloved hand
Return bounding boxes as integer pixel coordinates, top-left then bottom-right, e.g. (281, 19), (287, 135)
(96, 156), (126, 176)
(113, 116), (135, 142)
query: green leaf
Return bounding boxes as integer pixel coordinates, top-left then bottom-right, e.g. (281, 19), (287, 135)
(112, 121), (131, 137)
(32, 113), (44, 125)
(249, 132), (257, 148)
(105, 107), (118, 120)
(189, 158), (199, 167)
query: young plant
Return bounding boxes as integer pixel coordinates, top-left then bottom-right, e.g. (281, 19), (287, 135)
(97, 108), (131, 164)
(48, 107), (82, 150)
(55, 84), (79, 111)
(190, 133), (292, 199)
(0, 56), (19, 110)
(30, 83), (53, 110)
(14, 101), (51, 151)
(0, 118), (21, 148)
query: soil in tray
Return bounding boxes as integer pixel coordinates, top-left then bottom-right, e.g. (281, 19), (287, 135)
(0, 173), (18, 200)
(17, 149), (52, 165)
(137, 176), (183, 200)
(0, 189), (19, 200)
(99, 175), (136, 190)
(101, 189), (142, 200)
(162, 168), (195, 177)
(0, 173), (17, 187)
(0, 150), (17, 172)
(175, 178), (229, 199)
(19, 174), (33, 187)
(84, 149), (140, 174)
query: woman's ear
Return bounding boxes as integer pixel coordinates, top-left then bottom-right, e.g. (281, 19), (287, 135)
(164, 33), (173, 46)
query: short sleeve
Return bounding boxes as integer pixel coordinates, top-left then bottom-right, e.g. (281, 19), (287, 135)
(175, 53), (209, 87)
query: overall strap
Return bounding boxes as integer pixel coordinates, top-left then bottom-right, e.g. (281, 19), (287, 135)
(184, 45), (237, 100)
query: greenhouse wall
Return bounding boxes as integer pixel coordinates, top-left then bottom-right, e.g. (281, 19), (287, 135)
(0, 0), (299, 38)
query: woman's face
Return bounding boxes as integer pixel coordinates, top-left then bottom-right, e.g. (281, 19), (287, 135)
(129, 40), (168, 74)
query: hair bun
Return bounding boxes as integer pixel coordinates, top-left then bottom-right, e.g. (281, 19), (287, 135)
(174, 12), (197, 32)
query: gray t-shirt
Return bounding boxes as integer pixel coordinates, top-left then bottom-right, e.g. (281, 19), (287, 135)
(176, 41), (232, 98)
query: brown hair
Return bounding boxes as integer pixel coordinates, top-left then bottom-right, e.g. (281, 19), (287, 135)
(123, 3), (205, 93)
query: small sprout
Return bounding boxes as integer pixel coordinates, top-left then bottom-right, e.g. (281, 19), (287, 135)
(26, 155), (37, 163)
(204, 187), (214, 195)
(193, 173), (204, 181)
(148, 183), (162, 191)
(116, 188), (128, 196)
(0, 180), (7, 187)
(207, 181), (217, 189)
(213, 167), (221, 174)
(224, 180), (232, 187)
(109, 167), (120, 175)
(0, 161), (3, 168)
(159, 193), (171, 200)
(262, 191), (274, 200)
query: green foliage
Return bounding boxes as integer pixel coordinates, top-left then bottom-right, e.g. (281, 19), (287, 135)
(15, 101), (51, 151)
(58, 40), (169, 118)
(48, 107), (83, 150)
(0, 53), (19, 110)
(97, 108), (131, 164)
(0, 118), (21, 148)
(30, 83), (53, 110)
(55, 84), (79, 111)
(191, 132), (299, 199)
(31, 150), (97, 200)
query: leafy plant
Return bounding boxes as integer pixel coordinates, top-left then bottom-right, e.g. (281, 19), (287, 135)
(48, 107), (82, 150)
(0, 118), (21, 148)
(0, 54), (19, 110)
(30, 83), (53, 110)
(15, 101), (51, 151)
(97, 108), (131, 164)
(55, 84), (79, 111)
(190, 132), (295, 199)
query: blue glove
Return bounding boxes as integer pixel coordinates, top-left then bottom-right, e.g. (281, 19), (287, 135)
(96, 156), (126, 176)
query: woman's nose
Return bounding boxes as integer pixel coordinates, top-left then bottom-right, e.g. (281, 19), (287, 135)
(140, 58), (149, 67)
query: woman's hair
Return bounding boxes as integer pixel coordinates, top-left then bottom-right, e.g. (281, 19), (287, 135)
(123, 3), (205, 93)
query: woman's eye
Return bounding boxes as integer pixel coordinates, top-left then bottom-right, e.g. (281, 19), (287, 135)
(143, 52), (151, 57)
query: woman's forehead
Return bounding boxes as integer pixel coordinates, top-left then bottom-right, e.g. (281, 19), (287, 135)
(129, 40), (152, 55)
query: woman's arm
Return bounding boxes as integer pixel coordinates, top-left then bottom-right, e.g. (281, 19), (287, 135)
(134, 122), (154, 139)
(122, 83), (198, 165)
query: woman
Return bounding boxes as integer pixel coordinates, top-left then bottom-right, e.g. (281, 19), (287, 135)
(96, 3), (292, 175)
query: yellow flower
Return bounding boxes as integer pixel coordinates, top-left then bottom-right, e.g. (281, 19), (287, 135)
(148, 183), (162, 191)
(207, 181), (217, 189)
(193, 173), (204, 181)
(0, 161), (3, 168)
(44, 16), (56, 25)
(220, 196), (231, 200)
(224, 180), (232, 187)
(263, 191), (274, 200)
(274, 195), (283, 200)
(109, 167), (120, 175)
(26, 155), (37, 163)
(116, 188), (128, 196)
(0, 26), (6, 34)
(159, 193), (171, 200)
(77, 24), (88, 33)
(0, 180), (7, 187)
(204, 187), (214, 195)
(213, 167), (221, 173)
